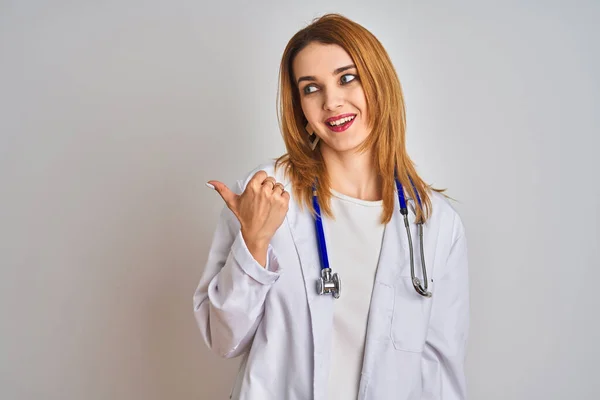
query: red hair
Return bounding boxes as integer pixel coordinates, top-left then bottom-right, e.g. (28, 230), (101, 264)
(274, 13), (444, 223)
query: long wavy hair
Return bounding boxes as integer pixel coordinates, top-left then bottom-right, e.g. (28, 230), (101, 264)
(274, 13), (444, 224)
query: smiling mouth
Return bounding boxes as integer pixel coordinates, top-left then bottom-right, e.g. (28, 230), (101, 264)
(325, 115), (356, 132)
(326, 114), (356, 126)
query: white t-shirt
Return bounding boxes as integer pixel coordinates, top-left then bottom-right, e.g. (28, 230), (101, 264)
(324, 188), (386, 400)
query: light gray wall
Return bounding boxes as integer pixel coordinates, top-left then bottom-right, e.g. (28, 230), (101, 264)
(1, 1), (598, 399)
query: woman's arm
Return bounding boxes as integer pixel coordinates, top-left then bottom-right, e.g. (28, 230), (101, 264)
(421, 214), (470, 399)
(193, 179), (282, 358)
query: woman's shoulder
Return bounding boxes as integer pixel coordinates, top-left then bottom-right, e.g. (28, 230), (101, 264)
(428, 189), (467, 241)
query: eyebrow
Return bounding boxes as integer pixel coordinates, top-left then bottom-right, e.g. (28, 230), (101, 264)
(297, 64), (356, 85)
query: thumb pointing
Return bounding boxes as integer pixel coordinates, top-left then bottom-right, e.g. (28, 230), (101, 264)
(207, 180), (238, 211)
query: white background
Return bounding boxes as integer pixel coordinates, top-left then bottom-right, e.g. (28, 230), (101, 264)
(1, 1), (598, 399)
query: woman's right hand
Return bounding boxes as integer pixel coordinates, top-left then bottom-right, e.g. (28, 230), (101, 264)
(207, 171), (290, 267)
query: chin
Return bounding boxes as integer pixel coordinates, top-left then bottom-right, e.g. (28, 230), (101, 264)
(327, 140), (367, 154)
(321, 128), (370, 153)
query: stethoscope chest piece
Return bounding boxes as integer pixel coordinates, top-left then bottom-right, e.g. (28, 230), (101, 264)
(317, 268), (341, 299)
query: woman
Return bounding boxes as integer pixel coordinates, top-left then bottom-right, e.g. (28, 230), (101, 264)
(195, 13), (469, 400)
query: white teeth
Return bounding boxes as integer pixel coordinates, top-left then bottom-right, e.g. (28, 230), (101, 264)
(328, 115), (355, 126)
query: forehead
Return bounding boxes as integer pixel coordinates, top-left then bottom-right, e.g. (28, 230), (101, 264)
(292, 42), (354, 78)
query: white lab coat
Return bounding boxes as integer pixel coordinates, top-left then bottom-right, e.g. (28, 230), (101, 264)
(193, 160), (469, 400)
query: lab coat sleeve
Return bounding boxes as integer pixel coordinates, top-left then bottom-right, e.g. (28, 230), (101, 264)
(193, 179), (282, 358)
(421, 214), (470, 399)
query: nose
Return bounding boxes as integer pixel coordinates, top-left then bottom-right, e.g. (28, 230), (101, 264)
(323, 86), (344, 111)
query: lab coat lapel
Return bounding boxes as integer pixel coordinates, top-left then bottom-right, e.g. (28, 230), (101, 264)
(360, 189), (417, 388)
(281, 176), (333, 400)
(373, 189), (414, 285)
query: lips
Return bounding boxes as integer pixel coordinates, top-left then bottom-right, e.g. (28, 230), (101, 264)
(325, 113), (357, 124)
(325, 114), (356, 133)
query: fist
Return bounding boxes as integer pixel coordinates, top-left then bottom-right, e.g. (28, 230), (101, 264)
(208, 170), (289, 251)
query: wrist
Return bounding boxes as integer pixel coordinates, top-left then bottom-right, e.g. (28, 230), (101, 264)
(241, 229), (269, 250)
(241, 230), (269, 268)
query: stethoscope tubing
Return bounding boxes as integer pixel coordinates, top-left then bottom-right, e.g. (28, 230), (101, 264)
(312, 171), (432, 298)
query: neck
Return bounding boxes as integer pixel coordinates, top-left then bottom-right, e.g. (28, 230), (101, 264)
(321, 146), (382, 201)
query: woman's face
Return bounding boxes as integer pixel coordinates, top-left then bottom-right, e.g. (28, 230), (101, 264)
(292, 42), (370, 154)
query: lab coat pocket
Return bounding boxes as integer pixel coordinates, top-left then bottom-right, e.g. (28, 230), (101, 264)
(390, 277), (434, 352)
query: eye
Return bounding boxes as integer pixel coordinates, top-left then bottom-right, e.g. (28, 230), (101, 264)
(341, 74), (357, 84)
(303, 85), (318, 95)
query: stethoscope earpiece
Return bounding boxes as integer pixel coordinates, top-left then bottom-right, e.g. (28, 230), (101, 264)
(412, 277), (432, 298)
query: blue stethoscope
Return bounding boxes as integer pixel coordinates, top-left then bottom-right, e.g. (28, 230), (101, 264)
(312, 171), (432, 299)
